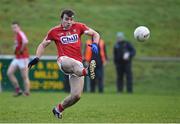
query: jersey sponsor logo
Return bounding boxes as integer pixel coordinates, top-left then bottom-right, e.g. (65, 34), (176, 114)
(60, 34), (78, 44)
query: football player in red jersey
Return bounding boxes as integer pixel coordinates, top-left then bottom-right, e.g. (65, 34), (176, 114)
(28, 9), (100, 119)
(7, 21), (30, 97)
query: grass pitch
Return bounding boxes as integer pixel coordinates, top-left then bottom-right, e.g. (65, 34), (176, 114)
(0, 0), (180, 123)
(0, 92), (179, 123)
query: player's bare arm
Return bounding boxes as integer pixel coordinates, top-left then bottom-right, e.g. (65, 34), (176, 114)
(84, 28), (100, 54)
(28, 37), (51, 69)
(84, 28), (100, 44)
(36, 37), (51, 58)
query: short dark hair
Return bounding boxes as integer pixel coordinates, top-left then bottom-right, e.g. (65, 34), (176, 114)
(12, 21), (20, 25)
(60, 9), (75, 19)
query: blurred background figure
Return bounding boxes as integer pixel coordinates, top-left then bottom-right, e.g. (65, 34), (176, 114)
(63, 75), (70, 93)
(7, 21), (30, 96)
(0, 82), (2, 92)
(113, 32), (136, 93)
(84, 35), (108, 93)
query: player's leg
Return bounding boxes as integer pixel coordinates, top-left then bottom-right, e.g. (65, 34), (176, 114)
(71, 58), (96, 79)
(59, 58), (84, 107)
(20, 68), (30, 95)
(64, 57), (86, 77)
(19, 67), (30, 95)
(19, 59), (30, 96)
(53, 74), (84, 119)
(57, 56), (83, 76)
(61, 75), (84, 108)
(7, 59), (22, 96)
(57, 56), (96, 79)
(53, 57), (85, 118)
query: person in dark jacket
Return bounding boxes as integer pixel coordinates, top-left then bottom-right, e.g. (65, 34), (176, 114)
(113, 32), (136, 93)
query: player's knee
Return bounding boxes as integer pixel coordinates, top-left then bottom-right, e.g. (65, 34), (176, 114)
(74, 69), (85, 77)
(75, 72), (82, 77)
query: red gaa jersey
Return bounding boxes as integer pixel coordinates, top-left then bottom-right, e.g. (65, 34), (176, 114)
(14, 31), (29, 59)
(46, 22), (89, 62)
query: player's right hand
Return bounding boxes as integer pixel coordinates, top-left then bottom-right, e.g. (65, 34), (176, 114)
(28, 57), (39, 69)
(88, 43), (98, 54)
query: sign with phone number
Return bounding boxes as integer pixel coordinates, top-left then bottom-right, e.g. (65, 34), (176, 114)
(0, 56), (65, 91)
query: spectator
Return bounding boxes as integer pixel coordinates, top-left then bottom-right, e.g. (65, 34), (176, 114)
(113, 32), (136, 93)
(84, 36), (108, 93)
(63, 74), (70, 92)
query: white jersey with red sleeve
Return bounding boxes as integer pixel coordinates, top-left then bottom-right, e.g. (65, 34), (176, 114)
(15, 31), (29, 59)
(46, 22), (89, 62)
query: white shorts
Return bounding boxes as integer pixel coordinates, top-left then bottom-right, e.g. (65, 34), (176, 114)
(57, 56), (83, 75)
(11, 58), (29, 69)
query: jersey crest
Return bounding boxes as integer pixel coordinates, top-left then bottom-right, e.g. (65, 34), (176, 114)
(60, 34), (78, 44)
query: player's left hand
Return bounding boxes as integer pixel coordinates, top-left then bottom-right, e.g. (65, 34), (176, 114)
(88, 43), (98, 54)
(28, 57), (39, 69)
